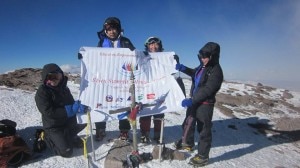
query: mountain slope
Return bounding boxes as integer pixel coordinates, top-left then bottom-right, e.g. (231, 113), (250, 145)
(1, 75), (300, 167)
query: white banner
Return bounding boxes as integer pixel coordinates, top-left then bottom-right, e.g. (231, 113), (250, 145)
(76, 47), (185, 123)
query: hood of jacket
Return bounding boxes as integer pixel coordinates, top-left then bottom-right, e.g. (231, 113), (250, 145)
(97, 17), (122, 41)
(198, 42), (220, 66)
(41, 63), (64, 83)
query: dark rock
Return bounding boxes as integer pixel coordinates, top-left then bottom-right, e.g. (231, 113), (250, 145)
(0, 68), (80, 91)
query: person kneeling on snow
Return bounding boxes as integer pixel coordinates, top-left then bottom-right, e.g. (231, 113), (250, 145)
(35, 63), (87, 158)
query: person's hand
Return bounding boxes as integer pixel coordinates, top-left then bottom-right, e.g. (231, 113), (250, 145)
(181, 98), (193, 108)
(175, 64), (186, 71)
(73, 100), (88, 114)
(65, 105), (76, 117)
(66, 101), (88, 117)
(78, 104), (88, 114)
(72, 100), (80, 113)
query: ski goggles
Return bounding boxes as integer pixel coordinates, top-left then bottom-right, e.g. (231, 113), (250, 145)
(46, 71), (60, 80)
(198, 51), (211, 59)
(104, 22), (120, 30)
(145, 37), (161, 45)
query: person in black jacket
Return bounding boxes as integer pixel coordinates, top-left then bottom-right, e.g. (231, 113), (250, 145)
(175, 42), (223, 166)
(35, 63), (86, 157)
(94, 17), (135, 141)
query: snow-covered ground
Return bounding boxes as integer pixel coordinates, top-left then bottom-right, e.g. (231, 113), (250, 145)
(1, 79), (300, 168)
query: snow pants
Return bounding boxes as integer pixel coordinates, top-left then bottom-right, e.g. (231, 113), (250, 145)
(195, 104), (214, 158)
(44, 116), (80, 157)
(181, 105), (199, 146)
(139, 113), (165, 137)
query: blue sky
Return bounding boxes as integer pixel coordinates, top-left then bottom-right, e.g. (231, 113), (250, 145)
(0, 0), (299, 91)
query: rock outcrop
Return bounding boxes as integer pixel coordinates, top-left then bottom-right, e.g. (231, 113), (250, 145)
(0, 68), (79, 91)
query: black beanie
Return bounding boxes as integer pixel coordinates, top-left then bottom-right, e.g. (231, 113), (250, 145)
(103, 17), (121, 32)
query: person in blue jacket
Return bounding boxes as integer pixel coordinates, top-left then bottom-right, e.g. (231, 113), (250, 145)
(94, 17), (135, 141)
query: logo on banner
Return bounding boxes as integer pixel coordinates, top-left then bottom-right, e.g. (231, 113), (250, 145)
(122, 62), (138, 71)
(138, 94), (144, 101)
(106, 95), (113, 102)
(147, 93), (156, 99)
(119, 62), (141, 77)
(116, 97), (124, 102)
(96, 103), (103, 108)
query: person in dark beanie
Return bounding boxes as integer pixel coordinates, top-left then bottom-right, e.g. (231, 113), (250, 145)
(97, 17), (135, 50)
(95, 17), (135, 141)
(175, 42), (223, 166)
(35, 63), (86, 157)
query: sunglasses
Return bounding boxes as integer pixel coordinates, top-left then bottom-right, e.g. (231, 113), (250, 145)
(47, 72), (60, 81)
(198, 51), (211, 59)
(104, 22), (120, 30)
(146, 37), (161, 45)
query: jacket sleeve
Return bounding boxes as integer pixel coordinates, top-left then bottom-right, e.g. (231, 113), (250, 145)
(192, 65), (223, 104)
(181, 66), (196, 77)
(121, 37), (136, 51)
(35, 86), (68, 120)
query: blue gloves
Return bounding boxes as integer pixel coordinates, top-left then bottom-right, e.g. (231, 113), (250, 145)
(65, 100), (88, 117)
(181, 98), (193, 108)
(79, 104), (87, 114)
(72, 100), (80, 113)
(65, 105), (76, 117)
(175, 64), (186, 72)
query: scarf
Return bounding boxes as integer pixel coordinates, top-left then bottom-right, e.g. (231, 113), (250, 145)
(192, 66), (205, 95)
(102, 37), (121, 48)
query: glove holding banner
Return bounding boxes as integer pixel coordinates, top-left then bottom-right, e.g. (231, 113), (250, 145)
(65, 100), (87, 117)
(181, 98), (192, 108)
(175, 64), (186, 72)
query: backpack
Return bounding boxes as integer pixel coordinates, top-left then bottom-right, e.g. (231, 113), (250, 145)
(0, 119), (32, 168)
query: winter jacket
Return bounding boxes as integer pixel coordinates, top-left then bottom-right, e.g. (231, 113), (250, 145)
(35, 64), (75, 129)
(97, 31), (135, 50)
(182, 42), (223, 104)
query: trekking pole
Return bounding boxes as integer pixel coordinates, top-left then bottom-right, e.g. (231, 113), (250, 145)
(158, 118), (165, 162)
(129, 69), (138, 154)
(87, 107), (96, 162)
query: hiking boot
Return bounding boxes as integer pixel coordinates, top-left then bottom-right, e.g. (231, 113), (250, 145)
(140, 132), (150, 143)
(140, 135), (150, 143)
(181, 143), (194, 151)
(95, 129), (106, 141)
(174, 139), (194, 151)
(73, 136), (83, 148)
(161, 145), (175, 160)
(189, 154), (209, 167)
(119, 131), (129, 141)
